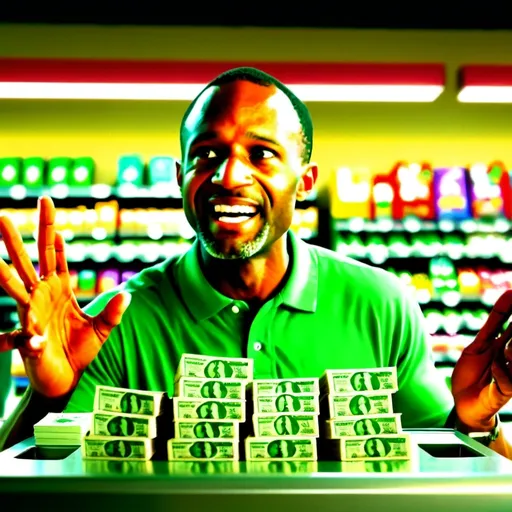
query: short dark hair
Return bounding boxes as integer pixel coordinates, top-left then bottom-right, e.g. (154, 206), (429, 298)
(179, 67), (313, 164)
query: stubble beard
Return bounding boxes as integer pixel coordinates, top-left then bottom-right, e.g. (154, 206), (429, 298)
(197, 222), (271, 260)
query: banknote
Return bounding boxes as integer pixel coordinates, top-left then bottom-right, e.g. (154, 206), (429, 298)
(321, 367), (398, 394)
(324, 414), (402, 438)
(332, 434), (411, 460)
(82, 435), (155, 461)
(174, 419), (239, 439)
(175, 354), (253, 381)
(340, 459), (412, 473)
(175, 377), (247, 399)
(94, 386), (167, 416)
(245, 437), (317, 461)
(167, 461), (241, 474)
(246, 460), (319, 474)
(91, 412), (157, 438)
(255, 394), (319, 414)
(326, 393), (393, 418)
(167, 439), (239, 460)
(253, 413), (319, 437)
(173, 398), (246, 421)
(250, 378), (320, 396)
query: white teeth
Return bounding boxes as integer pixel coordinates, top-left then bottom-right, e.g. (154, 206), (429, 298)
(218, 216), (251, 223)
(213, 204), (257, 214)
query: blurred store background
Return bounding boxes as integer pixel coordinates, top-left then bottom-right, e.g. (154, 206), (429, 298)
(1, 3), (512, 428)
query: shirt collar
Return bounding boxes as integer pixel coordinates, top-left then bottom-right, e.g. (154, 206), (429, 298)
(279, 231), (318, 313)
(175, 231), (318, 321)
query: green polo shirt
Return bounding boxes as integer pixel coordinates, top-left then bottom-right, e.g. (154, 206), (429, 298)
(65, 232), (453, 427)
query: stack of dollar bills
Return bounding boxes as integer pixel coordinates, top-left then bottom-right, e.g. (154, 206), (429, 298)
(245, 377), (320, 461)
(34, 412), (92, 446)
(168, 353), (253, 461)
(320, 367), (411, 461)
(81, 386), (168, 461)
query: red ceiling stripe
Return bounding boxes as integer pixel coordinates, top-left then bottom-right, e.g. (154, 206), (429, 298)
(0, 58), (445, 86)
(460, 65), (512, 87)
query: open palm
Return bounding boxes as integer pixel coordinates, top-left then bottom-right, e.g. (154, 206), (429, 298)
(0, 196), (130, 398)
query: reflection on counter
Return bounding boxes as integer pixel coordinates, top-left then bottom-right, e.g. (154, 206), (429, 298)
(246, 460), (318, 474)
(167, 460), (241, 474)
(339, 459), (414, 473)
(83, 459), (154, 475)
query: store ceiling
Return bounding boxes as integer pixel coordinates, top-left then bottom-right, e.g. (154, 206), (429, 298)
(2, 2), (512, 30)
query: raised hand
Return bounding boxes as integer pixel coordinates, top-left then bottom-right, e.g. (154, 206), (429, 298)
(0, 196), (131, 398)
(451, 290), (512, 430)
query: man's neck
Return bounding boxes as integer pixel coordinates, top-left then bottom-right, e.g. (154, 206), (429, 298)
(200, 234), (291, 305)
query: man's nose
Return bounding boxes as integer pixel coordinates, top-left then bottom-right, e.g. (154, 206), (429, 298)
(211, 157), (252, 189)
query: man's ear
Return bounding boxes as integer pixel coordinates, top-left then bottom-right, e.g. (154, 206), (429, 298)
(296, 163), (318, 201)
(176, 160), (183, 188)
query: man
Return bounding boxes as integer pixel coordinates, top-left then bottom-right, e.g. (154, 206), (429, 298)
(0, 67), (511, 457)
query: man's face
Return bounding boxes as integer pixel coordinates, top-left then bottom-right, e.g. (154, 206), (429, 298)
(179, 80), (316, 260)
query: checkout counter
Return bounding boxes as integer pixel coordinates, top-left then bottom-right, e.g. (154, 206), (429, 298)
(1, 429), (512, 512)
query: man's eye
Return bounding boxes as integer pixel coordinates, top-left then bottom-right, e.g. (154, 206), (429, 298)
(251, 147), (276, 160)
(196, 148), (218, 159)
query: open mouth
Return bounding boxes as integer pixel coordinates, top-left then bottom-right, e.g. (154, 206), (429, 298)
(210, 203), (260, 224)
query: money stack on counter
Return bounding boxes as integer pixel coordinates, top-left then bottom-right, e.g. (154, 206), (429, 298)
(320, 367), (411, 463)
(34, 413), (92, 446)
(82, 385), (168, 461)
(245, 378), (320, 461)
(168, 353), (253, 461)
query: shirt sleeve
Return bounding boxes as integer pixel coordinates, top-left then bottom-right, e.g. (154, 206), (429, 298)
(390, 281), (454, 428)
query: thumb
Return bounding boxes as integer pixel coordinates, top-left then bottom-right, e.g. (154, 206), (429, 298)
(92, 292), (132, 342)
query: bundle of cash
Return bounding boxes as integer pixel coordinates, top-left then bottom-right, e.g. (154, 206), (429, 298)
(170, 354), (253, 461)
(253, 413), (320, 437)
(325, 393), (394, 418)
(330, 434), (411, 460)
(174, 419), (239, 439)
(175, 377), (247, 399)
(94, 386), (168, 416)
(245, 436), (317, 461)
(321, 367), (398, 395)
(168, 439), (239, 460)
(173, 398), (246, 421)
(249, 378), (320, 396)
(91, 411), (158, 438)
(82, 435), (155, 461)
(34, 413), (92, 446)
(319, 366), (413, 463)
(246, 378), (321, 461)
(255, 394), (319, 414)
(175, 354), (254, 381)
(83, 385), (169, 462)
(324, 413), (402, 438)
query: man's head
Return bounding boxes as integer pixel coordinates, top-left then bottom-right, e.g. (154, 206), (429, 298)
(177, 67), (318, 261)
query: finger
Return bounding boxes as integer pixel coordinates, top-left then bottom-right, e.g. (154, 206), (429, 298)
(92, 292), (132, 342)
(0, 257), (30, 304)
(37, 196), (57, 277)
(464, 290), (512, 355)
(0, 214), (38, 289)
(0, 330), (45, 356)
(55, 232), (69, 276)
